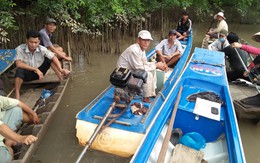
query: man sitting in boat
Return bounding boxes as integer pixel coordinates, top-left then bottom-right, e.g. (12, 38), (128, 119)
(222, 32), (249, 82)
(117, 30), (167, 103)
(208, 30), (229, 51)
(39, 17), (72, 61)
(176, 11), (192, 41)
(232, 32), (260, 106)
(155, 30), (183, 67)
(14, 30), (70, 99)
(207, 12), (228, 38)
(0, 96), (39, 163)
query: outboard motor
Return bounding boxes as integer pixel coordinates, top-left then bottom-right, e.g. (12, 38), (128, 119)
(110, 67), (147, 104)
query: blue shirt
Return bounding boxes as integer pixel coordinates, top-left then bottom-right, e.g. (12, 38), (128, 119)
(39, 28), (53, 48)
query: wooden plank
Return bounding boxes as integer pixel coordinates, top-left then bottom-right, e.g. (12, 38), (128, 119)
(20, 89), (42, 108)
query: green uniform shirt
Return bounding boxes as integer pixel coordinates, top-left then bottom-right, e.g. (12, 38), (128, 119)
(0, 96), (19, 147)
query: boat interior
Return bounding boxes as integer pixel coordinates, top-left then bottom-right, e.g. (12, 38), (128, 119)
(1, 60), (70, 161)
(78, 43), (188, 132)
(147, 77), (231, 162)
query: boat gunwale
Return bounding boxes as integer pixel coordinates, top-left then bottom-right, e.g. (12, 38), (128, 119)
(11, 60), (71, 163)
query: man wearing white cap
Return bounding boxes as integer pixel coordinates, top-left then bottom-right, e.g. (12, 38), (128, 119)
(208, 12), (228, 38)
(117, 30), (167, 103)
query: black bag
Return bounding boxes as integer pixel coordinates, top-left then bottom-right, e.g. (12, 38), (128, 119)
(132, 69), (148, 83)
(110, 67), (131, 88)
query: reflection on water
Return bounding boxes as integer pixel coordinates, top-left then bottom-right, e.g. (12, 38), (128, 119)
(32, 23), (260, 163)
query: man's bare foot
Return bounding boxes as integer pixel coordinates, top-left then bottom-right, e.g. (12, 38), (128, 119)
(143, 97), (151, 103)
(15, 93), (20, 100)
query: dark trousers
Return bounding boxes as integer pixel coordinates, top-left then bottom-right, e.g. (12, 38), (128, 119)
(227, 69), (250, 82)
(15, 57), (52, 81)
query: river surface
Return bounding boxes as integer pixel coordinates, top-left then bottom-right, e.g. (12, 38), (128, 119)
(31, 23), (260, 163)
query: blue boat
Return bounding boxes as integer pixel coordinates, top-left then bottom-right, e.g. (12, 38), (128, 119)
(75, 34), (193, 157)
(0, 49), (16, 75)
(131, 48), (245, 163)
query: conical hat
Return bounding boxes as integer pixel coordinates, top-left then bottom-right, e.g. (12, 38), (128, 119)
(252, 32), (260, 43)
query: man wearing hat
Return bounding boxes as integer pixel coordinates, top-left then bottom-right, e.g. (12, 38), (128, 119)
(208, 12), (228, 38)
(156, 30), (183, 67)
(39, 17), (72, 61)
(176, 11), (192, 40)
(208, 29), (229, 51)
(117, 30), (167, 103)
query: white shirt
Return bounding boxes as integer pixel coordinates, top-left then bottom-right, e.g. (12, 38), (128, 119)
(155, 39), (183, 56)
(15, 44), (54, 68)
(117, 43), (156, 72)
(213, 19), (228, 33)
(208, 39), (230, 51)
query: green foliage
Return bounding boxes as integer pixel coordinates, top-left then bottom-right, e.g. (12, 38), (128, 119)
(0, 0), (259, 43)
(0, 0), (18, 43)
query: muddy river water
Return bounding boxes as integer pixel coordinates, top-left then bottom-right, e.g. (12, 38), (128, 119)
(31, 23), (260, 163)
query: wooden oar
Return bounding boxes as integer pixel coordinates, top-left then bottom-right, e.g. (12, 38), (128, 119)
(7, 88), (15, 97)
(75, 102), (116, 163)
(234, 48), (260, 93)
(67, 41), (73, 80)
(157, 86), (183, 163)
(206, 18), (215, 34)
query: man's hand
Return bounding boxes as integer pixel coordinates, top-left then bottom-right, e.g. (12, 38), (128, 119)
(65, 56), (72, 61)
(243, 71), (249, 77)
(156, 62), (168, 71)
(35, 69), (44, 80)
(232, 42), (242, 48)
(32, 113), (40, 124)
(20, 135), (38, 145)
(165, 55), (172, 60)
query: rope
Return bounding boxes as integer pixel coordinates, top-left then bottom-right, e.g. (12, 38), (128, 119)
(191, 59), (225, 67)
(158, 92), (166, 100)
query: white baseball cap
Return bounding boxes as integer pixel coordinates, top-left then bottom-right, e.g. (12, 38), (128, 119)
(138, 30), (153, 40)
(214, 12), (226, 20)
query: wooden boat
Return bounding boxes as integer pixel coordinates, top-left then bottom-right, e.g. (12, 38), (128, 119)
(75, 33), (193, 157)
(201, 35), (215, 49)
(1, 47), (72, 162)
(131, 48), (245, 163)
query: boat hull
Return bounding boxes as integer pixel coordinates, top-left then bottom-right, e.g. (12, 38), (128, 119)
(76, 120), (144, 157)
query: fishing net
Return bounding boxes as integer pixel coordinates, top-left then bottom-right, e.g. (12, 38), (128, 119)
(187, 92), (223, 105)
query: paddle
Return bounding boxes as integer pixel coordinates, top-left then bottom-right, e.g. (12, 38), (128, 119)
(157, 86), (183, 163)
(234, 48), (260, 93)
(207, 18), (215, 34)
(67, 41), (73, 80)
(7, 88), (15, 97)
(75, 102), (116, 163)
